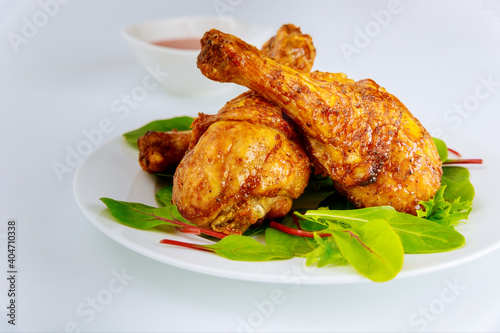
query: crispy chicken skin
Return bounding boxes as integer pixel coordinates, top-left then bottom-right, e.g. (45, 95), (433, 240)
(138, 130), (192, 174)
(173, 24), (315, 234)
(174, 110), (310, 235)
(197, 29), (442, 215)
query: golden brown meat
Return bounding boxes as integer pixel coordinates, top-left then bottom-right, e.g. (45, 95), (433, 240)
(138, 130), (192, 174)
(197, 29), (442, 215)
(173, 24), (315, 235)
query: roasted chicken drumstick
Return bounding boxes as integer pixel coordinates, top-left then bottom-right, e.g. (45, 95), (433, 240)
(197, 29), (442, 215)
(172, 24), (315, 235)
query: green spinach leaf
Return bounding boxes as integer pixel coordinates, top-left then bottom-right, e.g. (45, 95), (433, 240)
(441, 166), (475, 202)
(433, 137), (448, 162)
(330, 218), (404, 282)
(305, 233), (346, 267)
(155, 185), (174, 207)
(265, 226), (317, 256)
(205, 235), (293, 261)
(123, 116), (194, 145)
(100, 197), (186, 229)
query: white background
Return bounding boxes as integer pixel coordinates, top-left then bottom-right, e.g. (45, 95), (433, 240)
(2, 0), (500, 332)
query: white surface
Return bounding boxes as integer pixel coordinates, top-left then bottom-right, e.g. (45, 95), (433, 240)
(2, 0), (500, 332)
(74, 135), (500, 285)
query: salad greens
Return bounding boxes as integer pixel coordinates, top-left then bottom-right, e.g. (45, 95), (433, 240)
(100, 119), (480, 282)
(433, 137), (449, 162)
(123, 116), (193, 145)
(160, 236), (294, 261)
(298, 206), (465, 254)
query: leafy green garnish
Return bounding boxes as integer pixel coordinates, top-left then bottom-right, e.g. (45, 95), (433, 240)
(330, 219), (404, 282)
(305, 233), (346, 267)
(299, 207), (465, 254)
(155, 184), (174, 207)
(123, 116), (194, 145)
(99, 197), (229, 239)
(415, 164), (474, 228)
(100, 197), (186, 229)
(265, 217), (317, 256)
(417, 187), (472, 227)
(159, 235), (294, 261)
(441, 166), (475, 202)
(433, 137), (448, 162)
(204, 235), (293, 261)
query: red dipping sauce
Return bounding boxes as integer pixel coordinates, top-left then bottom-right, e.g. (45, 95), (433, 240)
(151, 37), (200, 50)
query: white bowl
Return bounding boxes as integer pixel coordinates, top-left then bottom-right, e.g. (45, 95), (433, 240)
(121, 16), (273, 95)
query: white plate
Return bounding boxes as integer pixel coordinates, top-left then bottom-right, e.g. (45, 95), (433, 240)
(74, 134), (499, 284)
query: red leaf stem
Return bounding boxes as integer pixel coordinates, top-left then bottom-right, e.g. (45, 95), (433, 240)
(176, 225), (227, 239)
(159, 238), (214, 252)
(124, 204), (228, 239)
(443, 158), (483, 165)
(341, 230), (375, 254)
(269, 221), (330, 238)
(447, 147), (462, 157)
